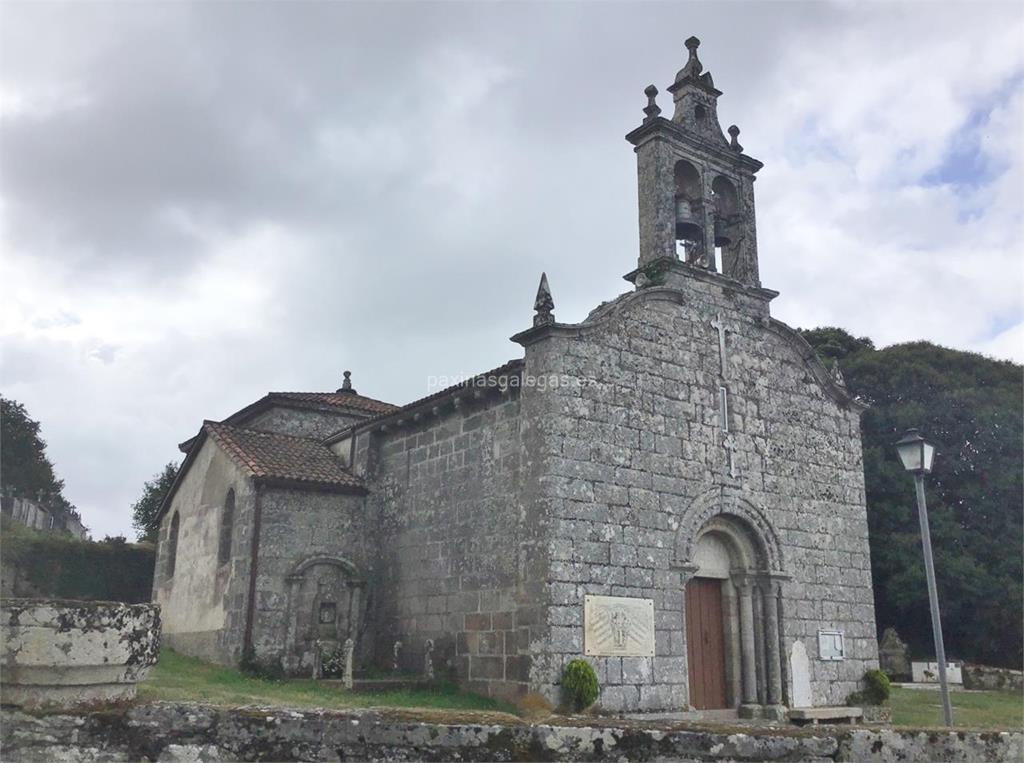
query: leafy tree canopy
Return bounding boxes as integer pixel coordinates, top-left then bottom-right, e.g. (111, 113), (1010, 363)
(131, 463), (178, 542)
(800, 328), (1023, 668)
(132, 464), (180, 540)
(0, 396), (74, 512)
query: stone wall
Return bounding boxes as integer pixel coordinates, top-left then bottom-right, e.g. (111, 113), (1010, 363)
(246, 405), (367, 441)
(152, 438), (255, 665)
(963, 663), (1024, 693)
(3, 703), (1020, 762)
(518, 274), (877, 711)
(358, 386), (543, 699)
(250, 487), (368, 673)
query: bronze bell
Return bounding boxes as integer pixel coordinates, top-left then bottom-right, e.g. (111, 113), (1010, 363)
(675, 195), (703, 243)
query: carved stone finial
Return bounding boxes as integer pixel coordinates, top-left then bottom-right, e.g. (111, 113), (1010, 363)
(533, 272), (555, 327)
(643, 85), (661, 122)
(337, 370), (357, 394)
(728, 125), (743, 152)
(831, 360), (847, 389)
(679, 36), (703, 80)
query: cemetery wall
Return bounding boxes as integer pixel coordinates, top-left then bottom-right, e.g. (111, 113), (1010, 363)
(3, 703), (1020, 762)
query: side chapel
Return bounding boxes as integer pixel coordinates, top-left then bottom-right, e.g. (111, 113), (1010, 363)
(153, 38), (879, 715)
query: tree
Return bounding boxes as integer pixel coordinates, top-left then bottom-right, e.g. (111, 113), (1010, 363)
(131, 463), (178, 543)
(0, 396), (74, 511)
(801, 328), (1023, 668)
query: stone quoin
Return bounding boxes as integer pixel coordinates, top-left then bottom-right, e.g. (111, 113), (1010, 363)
(152, 38), (878, 715)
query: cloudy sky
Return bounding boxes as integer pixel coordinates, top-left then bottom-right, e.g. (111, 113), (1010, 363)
(2, 1), (1022, 539)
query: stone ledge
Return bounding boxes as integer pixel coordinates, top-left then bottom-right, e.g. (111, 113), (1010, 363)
(2, 702), (1021, 762)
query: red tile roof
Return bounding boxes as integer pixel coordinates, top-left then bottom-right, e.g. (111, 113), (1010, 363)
(204, 421), (365, 492)
(266, 391), (398, 416)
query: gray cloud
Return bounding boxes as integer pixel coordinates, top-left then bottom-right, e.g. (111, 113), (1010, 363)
(2, 2), (1021, 538)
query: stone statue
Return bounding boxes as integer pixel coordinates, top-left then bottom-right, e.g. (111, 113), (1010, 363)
(393, 640), (403, 673)
(879, 627), (910, 679)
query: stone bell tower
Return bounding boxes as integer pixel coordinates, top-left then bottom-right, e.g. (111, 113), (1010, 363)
(625, 37), (764, 289)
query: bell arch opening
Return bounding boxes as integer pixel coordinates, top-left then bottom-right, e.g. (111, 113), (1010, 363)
(673, 159), (704, 263)
(711, 175), (741, 278)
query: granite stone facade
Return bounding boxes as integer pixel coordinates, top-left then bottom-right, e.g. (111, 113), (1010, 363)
(152, 38), (878, 715)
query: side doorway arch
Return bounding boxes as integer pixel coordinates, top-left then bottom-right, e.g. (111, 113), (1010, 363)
(282, 555), (366, 674)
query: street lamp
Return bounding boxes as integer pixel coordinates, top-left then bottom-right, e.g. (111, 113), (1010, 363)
(894, 428), (953, 727)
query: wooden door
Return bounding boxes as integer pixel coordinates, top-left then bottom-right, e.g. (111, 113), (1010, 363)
(686, 577), (728, 709)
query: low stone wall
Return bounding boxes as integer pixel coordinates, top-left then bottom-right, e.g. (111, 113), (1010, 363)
(1, 703), (1021, 762)
(963, 663), (1024, 693)
(1, 598), (160, 709)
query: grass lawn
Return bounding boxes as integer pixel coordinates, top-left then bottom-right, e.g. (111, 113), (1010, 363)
(138, 649), (518, 717)
(889, 686), (1024, 730)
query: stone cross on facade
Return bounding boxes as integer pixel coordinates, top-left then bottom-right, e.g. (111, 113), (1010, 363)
(723, 436), (738, 479)
(710, 313), (729, 378)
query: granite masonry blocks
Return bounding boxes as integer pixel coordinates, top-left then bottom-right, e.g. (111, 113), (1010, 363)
(519, 278), (877, 709)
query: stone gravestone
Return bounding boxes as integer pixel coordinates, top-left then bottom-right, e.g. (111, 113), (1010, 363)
(790, 641), (813, 708)
(878, 627), (910, 680)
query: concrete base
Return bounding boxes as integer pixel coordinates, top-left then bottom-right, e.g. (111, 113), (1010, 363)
(788, 706), (864, 725)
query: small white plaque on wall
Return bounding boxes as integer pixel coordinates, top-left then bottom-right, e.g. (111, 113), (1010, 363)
(584, 595), (655, 657)
(818, 630), (845, 661)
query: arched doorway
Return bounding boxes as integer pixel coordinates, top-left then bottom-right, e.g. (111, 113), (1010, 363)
(674, 491), (788, 718)
(685, 532), (731, 709)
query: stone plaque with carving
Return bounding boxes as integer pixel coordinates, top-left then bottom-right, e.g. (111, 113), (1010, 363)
(584, 595), (655, 657)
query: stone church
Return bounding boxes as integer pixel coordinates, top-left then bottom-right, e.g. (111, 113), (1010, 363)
(153, 39), (879, 716)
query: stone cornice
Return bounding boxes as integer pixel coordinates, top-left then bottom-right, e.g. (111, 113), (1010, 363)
(625, 117), (764, 174)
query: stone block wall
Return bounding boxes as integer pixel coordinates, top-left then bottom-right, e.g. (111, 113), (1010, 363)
(250, 487), (368, 672)
(152, 439), (254, 666)
(520, 273), (877, 711)
(360, 387), (543, 699)
(246, 405), (367, 442)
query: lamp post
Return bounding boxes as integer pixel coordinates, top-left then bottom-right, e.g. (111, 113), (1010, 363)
(894, 428), (953, 727)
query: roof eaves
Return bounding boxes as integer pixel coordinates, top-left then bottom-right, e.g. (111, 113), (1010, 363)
(350, 359), (524, 436)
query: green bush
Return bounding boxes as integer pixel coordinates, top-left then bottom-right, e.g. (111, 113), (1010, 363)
(862, 669), (891, 704)
(0, 516), (154, 603)
(847, 668), (891, 706)
(561, 659), (599, 711)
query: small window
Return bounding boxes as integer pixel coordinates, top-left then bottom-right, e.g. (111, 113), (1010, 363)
(694, 104), (707, 122)
(167, 512), (180, 578)
(218, 489), (235, 566)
